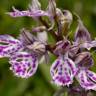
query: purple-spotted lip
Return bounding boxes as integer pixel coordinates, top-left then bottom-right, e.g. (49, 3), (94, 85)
(9, 52), (38, 78)
(50, 56), (77, 86)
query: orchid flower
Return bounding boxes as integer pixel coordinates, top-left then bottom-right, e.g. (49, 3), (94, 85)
(75, 52), (96, 91)
(50, 56), (76, 86)
(1, 0), (96, 95)
(74, 19), (96, 50)
(0, 29), (46, 78)
(7, 0), (49, 18)
(50, 39), (76, 86)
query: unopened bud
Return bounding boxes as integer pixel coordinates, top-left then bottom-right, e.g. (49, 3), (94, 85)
(56, 9), (73, 36)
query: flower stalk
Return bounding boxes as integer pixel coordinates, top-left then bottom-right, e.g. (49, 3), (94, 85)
(1, 0), (96, 95)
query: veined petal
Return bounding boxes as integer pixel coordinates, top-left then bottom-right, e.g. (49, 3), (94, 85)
(0, 44), (23, 58)
(69, 44), (79, 57)
(54, 40), (71, 56)
(74, 19), (91, 43)
(87, 70), (96, 83)
(80, 40), (96, 50)
(64, 57), (77, 75)
(75, 52), (93, 68)
(46, 0), (56, 18)
(76, 70), (96, 90)
(19, 28), (37, 45)
(0, 35), (19, 44)
(9, 52), (38, 78)
(7, 7), (49, 18)
(72, 40), (96, 51)
(80, 42), (92, 50)
(0, 35), (23, 57)
(50, 57), (76, 86)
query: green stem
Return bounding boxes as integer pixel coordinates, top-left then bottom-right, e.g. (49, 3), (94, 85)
(39, 17), (63, 41)
(53, 87), (68, 96)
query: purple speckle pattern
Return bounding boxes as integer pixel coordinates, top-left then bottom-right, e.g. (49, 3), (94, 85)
(65, 58), (77, 75)
(0, 35), (23, 57)
(9, 52), (38, 78)
(2, 0), (96, 90)
(76, 70), (96, 90)
(50, 57), (76, 86)
(0, 34), (39, 78)
(87, 70), (96, 82)
(0, 35), (19, 44)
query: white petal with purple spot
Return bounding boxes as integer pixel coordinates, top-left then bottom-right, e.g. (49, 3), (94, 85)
(0, 35), (20, 44)
(76, 70), (96, 90)
(9, 52), (38, 78)
(87, 70), (96, 83)
(0, 35), (23, 57)
(50, 57), (76, 86)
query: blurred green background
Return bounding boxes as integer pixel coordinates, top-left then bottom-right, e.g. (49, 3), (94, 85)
(0, 0), (96, 96)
